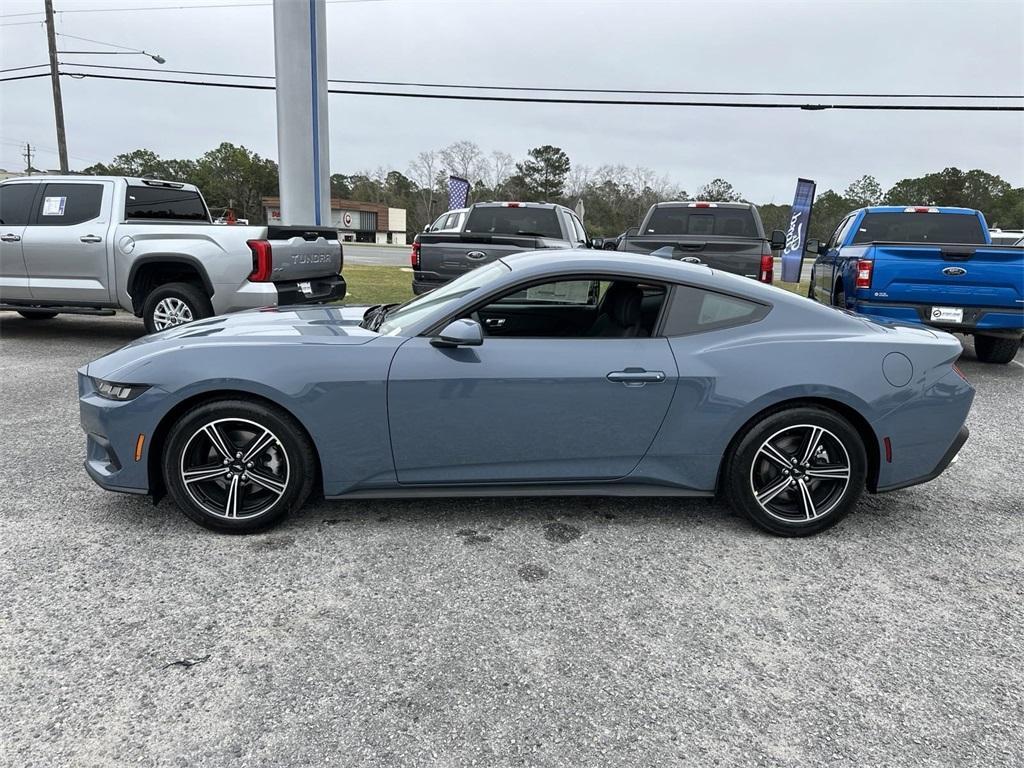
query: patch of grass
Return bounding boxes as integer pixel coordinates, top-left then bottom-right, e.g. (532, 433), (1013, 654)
(775, 280), (810, 297)
(341, 264), (414, 306)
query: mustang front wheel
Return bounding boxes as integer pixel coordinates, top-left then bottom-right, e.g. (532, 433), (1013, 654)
(726, 406), (867, 536)
(163, 399), (316, 533)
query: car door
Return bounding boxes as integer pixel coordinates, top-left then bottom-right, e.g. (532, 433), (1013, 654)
(814, 215), (850, 302)
(386, 277), (679, 485)
(0, 182), (39, 300)
(21, 180), (114, 303)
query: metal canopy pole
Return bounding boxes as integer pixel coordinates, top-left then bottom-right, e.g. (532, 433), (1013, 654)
(272, 0), (331, 226)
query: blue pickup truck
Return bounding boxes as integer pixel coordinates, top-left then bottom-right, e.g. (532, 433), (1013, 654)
(807, 206), (1024, 364)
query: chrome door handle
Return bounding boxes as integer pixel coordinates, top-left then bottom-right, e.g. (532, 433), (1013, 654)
(607, 369), (666, 386)
(0, 233), (21, 242)
(80, 234), (102, 243)
(484, 317), (506, 328)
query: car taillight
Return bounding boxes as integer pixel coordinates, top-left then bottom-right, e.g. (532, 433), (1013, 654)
(759, 242), (774, 284)
(855, 259), (873, 289)
(904, 206), (939, 213)
(247, 239), (273, 282)
(410, 240), (421, 269)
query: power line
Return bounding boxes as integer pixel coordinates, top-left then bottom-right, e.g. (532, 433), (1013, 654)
(53, 62), (1024, 101)
(53, 70), (1024, 111)
(0, 0), (389, 19)
(0, 64), (50, 74)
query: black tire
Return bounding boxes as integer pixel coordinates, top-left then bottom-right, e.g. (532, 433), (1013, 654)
(724, 405), (867, 537)
(834, 284), (846, 310)
(142, 282), (212, 334)
(162, 399), (316, 534)
(973, 334), (1019, 365)
(806, 274), (815, 300)
(17, 310), (59, 320)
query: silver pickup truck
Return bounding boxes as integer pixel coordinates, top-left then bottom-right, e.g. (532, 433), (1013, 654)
(0, 175), (345, 332)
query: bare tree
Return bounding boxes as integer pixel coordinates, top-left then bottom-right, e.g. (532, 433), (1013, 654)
(408, 150), (440, 227)
(566, 164), (593, 202)
(439, 140), (485, 185)
(483, 150), (515, 195)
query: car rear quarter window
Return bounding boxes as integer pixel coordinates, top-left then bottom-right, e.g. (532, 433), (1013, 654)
(464, 206), (562, 239)
(124, 185), (208, 221)
(851, 212), (986, 244)
(645, 207), (758, 238)
(31, 183), (103, 226)
(0, 184), (37, 227)
(662, 284), (768, 335)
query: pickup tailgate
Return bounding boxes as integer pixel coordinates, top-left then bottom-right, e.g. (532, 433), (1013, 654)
(266, 225), (343, 281)
(867, 243), (1024, 308)
(622, 236), (764, 278)
(418, 233), (566, 282)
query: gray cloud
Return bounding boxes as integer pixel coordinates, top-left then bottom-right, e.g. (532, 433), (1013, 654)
(1, 0), (1021, 200)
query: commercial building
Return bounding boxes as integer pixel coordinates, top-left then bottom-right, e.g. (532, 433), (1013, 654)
(262, 197), (407, 245)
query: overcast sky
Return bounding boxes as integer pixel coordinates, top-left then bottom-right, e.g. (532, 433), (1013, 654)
(1, 0), (1022, 201)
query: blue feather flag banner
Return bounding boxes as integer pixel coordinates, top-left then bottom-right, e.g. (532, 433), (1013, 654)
(781, 178), (817, 283)
(448, 176), (470, 210)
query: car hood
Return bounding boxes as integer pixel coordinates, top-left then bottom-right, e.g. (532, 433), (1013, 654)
(85, 304), (379, 381)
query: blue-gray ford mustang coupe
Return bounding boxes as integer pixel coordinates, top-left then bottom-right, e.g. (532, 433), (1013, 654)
(79, 251), (973, 536)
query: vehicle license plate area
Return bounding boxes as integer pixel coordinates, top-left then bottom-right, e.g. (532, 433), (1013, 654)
(930, 306), (963, 323)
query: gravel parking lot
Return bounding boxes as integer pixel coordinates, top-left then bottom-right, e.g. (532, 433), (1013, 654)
(1, 312), (1021, 767)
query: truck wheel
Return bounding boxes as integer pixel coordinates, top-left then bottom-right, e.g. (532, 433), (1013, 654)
(17, 310), (59, 320)
(834, 285), (846, 310)
(143, 282), (212, 334)
(974, 334), (1020, 365)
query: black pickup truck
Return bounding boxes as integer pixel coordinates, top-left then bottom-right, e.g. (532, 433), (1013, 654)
(620, 201), (785, 283)
(410, 202), (589, 295)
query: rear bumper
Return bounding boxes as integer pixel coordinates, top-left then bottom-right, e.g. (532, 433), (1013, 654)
(875, 425), (969, 493)
(854, 299), (1024, 336)
(213, 274), (347, 314)
(412, 271), (444, 295)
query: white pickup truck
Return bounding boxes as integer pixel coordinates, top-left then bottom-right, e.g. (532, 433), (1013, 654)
(0, 175), (345, 332)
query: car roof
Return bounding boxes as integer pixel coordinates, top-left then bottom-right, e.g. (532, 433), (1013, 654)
(0, 175), (199, 192)
(651, 201), (753, 210)
(499, 249), (807, 306)
(857, 206), (980, 215)
(471, 201), (573, 212)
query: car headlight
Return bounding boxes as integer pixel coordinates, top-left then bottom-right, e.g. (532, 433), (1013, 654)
(92, 378), (150, 401)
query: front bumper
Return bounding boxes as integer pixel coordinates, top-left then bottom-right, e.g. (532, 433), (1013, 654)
(79, 371), (162, 495)
(855, 300), (1024, 337)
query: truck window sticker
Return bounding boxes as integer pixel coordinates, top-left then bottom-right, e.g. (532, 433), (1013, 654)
(42, 196), (67, 216)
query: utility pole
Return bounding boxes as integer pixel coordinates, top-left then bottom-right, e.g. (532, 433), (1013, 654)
(23, 143), (34, 176)
(43, 0), (68, 173)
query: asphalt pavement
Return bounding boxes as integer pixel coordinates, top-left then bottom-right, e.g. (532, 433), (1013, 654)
(1, 311), (1021, 767)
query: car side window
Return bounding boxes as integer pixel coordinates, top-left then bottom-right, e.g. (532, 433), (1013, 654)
(31, 183), (103, 226)
(0, 184), (38, 227)
(826, 217), (850, 250)
(569, 214), (588, 245)
(661, 285), (769, 336)
(498, 279), (600, 306)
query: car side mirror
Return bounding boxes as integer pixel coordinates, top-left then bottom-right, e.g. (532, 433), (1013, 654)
(804, 238), (821, 255)
(770, 229), (786, 250)
(430, 318), (483, 348)
(590, 238), (602, 249)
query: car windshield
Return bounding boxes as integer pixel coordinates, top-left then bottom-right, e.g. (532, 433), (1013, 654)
(377, 260), (511, 336)
(464, 206), (562, 238)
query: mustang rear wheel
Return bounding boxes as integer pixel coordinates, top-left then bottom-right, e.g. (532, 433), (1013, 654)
(163, 399), (316, 533)
(726, 406), (867, 536)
